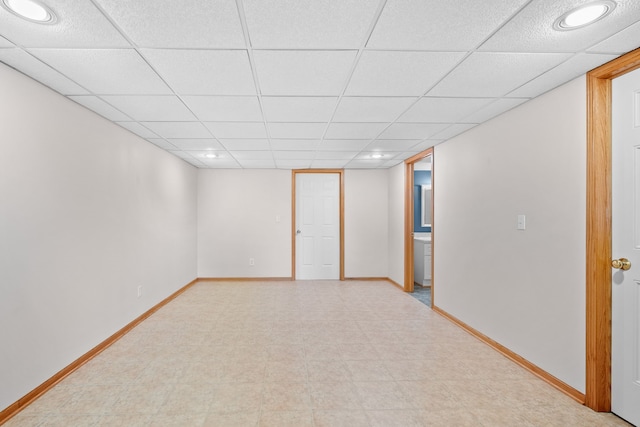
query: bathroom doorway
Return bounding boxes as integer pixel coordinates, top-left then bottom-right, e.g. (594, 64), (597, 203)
(403, 148), (433, 306)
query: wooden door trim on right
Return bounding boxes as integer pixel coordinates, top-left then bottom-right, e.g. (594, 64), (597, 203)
(291, 169), (345, 281)
(586, 47), (640, 412)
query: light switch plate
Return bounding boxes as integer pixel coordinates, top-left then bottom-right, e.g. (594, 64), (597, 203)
(517, 214), (526, 230)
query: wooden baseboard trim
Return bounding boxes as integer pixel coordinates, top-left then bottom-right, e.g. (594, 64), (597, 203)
(0, 278), (199, 425)
(432, 305), (586, 405)
(344, 277), (389, 281)
(385, 277), (405, 291)
(197, 277), (293, 282)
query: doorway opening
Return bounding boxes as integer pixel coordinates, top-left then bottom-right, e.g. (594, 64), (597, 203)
(404, 148), (434, 304)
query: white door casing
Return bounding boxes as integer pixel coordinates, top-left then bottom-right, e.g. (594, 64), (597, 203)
(295, 173), (340, 280)
(611, 68), (640, 426)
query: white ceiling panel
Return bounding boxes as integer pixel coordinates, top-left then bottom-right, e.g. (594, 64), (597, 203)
(508, 53), (619, 98)
(141, 49), (256, 95)
(230, 151), (274, 160)
(346, 159), (385, 168)
(276, 160), (312, 169)
(0, 49), (88, 95)
(0, 36), (13, 47)
(243, 0), (380, 49)
(94, 0), (245, 48)
(333, 97), (417, 122)
(271, 140), (319, 151)
(167, 139), (224, 151)
(366, 139), (421, 151)
(432, 123), (477, 140)
(318, 140), (371, 151)
(141, 122), (211, 139)
(220, 139), (271, 151)
(181, 96), (263, 121)
(589, 21), (640, 54)
(462, 98), (529, 123)
(311, 159), (350, 168)
(0, 0), (128, 48)
(381, 159), (403, 168)
(236, 159), (276, 168)
(480, 0), (640, 53)
(116, 122), (158, 138)
(101, 95), (196, 121)
(200, 158), (241, 168)
(378, 123), (448, 139)
(69, 95), (131, 121)
(325, 122), (388, 139)
(410, 140), (442, 153)
(146, 138), (177, 150)
(261, 97), (338, 122)
(399, 97), (494, 123)
(368, 0), (529, 50)
(315, 151), (360, 160)
(268, 123), (326, 139)
(205, 122), (268, 139)
(346, 51), (465, 96)
(428, 52), (571, 97)
(253, 50), (357, 95)
(29, 49), (171, 94)
(272, 151), (317, 160)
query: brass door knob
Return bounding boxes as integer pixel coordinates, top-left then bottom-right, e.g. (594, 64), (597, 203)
(612, 258), (631, 271)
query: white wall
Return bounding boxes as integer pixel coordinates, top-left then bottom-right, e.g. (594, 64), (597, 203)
(387, 164), (406, 286)
(344, 169), (389, 277)
(433, 77), (587, 392)
(0, 65), (198, 411)
(197, 169), (291, 278)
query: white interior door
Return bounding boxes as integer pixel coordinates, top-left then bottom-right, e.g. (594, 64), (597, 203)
(295, 173), (340, 280)
(612, 68), (640, 426)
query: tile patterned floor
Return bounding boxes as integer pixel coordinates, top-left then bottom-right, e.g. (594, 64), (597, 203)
(410, 285), (431, 307)
(4, 280), (632, 427)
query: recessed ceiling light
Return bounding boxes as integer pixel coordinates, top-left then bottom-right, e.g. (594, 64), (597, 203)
(2, 0), (57, 24)
(203, 153), (217, 159)
(553, 1), (615, 31)
(370, 153), (385, 159)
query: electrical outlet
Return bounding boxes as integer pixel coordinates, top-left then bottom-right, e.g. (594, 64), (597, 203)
(249, 258), (255, 266)
(137, 286), (142, 298)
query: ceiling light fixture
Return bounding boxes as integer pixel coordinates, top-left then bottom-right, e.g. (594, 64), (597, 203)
(370, 153), (385, 159)
(553, 1), (616, 31)
(2, 0), (56, 24)
(203, 153), (217, 159)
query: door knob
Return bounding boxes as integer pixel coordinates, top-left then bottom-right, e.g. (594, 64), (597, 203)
(612, 258), (631, 271)
(296, 229), (301, 235)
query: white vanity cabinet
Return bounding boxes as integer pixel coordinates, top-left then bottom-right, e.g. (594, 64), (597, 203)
(413, 236), (432, 286)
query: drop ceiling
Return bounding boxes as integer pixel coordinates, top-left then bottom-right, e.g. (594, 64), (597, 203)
(1, 0), (639, 169)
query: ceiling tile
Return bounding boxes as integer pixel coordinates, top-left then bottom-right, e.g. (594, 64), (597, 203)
(181, 96), (263, 121)
(141, 49), (256, 95)
(399, 97), (495, 123)
(0, 36), (14, 47)
(428, 52), (571, 97)
(315, 151), (359, 160)
(311, 159), (350, 168)
(243, 0), (379, 49)
(367, 139), (421, 151)
(253, 50), (357, 95)
(346, 159), (385, 168)
(236, 159), (276, 168)
(368, 0), (529, 50)
(29, 49), (171, 94)
(69, 95), (131, 121)
(142, 122), (212, 139)
(101, 95), (196, 121)
(220, 139), (271, 151)
(200, 158), (241, 168)
(462, 98), (529, 123)
(0, 49), (88, 95)
(410, 140), (442, 153)
(204, 122), (268, 139)
(378, 123), (448, 139)
(589, 20), (640, 54)
(94, 0), (245, 48)
(346, 51), (465, 96)
(271, 140), (318, 151)
(146, 138), (177, 150)
(479, 0), (640, 53)
(276, 160), (312, 169)
(381, 159), (403, 168)
(325, 122), (388, 139)
(116, 122), (158, 138)
(268, 123), (326, 139)
(508, 53), (619, 98)
(432, 123), (477, 140)
(229, 151), (274, 160)
(334, 97), (417, 122)
(318, 140), (371, 151)
(0, 0), (128, 48)
(261, 97), (338, 122)
(272, 151), (317, 160)
(167, 139), (224, 151)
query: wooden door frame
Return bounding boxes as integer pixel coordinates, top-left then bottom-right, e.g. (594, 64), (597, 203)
(291, 169), (345, 281)
(586, 47), (640, 411)
(404, 148), (434, 296)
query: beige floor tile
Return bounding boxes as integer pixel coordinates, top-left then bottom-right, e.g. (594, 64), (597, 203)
(309, 381), (362, 410)
(207, 383), (263, 413)
(259, 410), (314, 427)
(264, 360), (307, 382)
(306, 359), (352, 382)
(262, 382), (312, 411)
(354, 381), (414, 410)
(345, 360), (394, 381)
(202, 411), (260, 427)
(313, 409), (370, 427)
